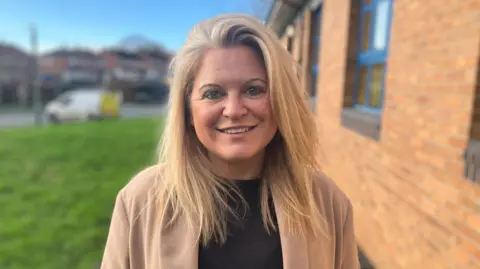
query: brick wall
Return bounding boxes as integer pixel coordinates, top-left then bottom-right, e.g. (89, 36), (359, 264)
(39, 56), (68, 75)
(287, 0), (480, 268)
(0, 45), (31, 85)
(101, 53), (118, 71)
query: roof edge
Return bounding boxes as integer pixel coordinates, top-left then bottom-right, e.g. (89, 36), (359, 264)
(264, 0), (310, 37)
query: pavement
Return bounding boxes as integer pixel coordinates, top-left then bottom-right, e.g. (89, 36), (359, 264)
(0, 103), (167, 129)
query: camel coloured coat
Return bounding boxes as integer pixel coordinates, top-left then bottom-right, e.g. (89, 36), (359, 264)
(100, 165), (361, 269)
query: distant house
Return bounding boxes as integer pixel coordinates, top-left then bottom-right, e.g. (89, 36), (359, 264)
(0, 40), (174, 105)
(101, 48), (171, 103)
(40, 49), (101, 86)
(39, 48), (102, 101)
(101, 49), (146, 84)
(137, 48), (173, 84)
(99, 49), (148, 102)
(0, 43), (32, 105)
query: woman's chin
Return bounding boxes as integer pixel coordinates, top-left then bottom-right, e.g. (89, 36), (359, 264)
(213, 148), (264, 163)
(217, 152), (255, 162)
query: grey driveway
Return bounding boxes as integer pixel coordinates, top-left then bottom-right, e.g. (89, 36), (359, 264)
(0, 103), (167, 129)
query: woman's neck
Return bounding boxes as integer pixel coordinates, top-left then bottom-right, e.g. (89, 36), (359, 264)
(209, 151), (264, 180)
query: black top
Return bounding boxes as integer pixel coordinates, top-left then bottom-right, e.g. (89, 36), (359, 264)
(198, 179), (283, 269)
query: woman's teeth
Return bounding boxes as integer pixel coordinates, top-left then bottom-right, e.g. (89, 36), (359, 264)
(220, 127), (253, 134)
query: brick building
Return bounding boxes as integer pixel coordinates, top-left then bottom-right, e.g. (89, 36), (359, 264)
(39, 49), (102, 102)
(137, 47), (173, 84)
(36, 47), (172, 103)
(0, 43), (32, 105)
(101, 49), (151, 102)
(40, 49), (101, 84)
(101, 48), (171, 102)
(266, 0), (480, 268)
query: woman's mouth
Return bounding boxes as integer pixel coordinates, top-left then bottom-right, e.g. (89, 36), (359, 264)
(217, 126), (256, 134)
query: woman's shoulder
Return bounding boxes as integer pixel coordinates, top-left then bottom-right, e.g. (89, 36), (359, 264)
(117, 164), (166, 208)
(312, 171), (353, 216)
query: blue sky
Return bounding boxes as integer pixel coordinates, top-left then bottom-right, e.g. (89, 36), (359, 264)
(0, 0), (273, 53)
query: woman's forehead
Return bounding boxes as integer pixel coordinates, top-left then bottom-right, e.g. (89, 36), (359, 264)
(195, 47), (266, 83)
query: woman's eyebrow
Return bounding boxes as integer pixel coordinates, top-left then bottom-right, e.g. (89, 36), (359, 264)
(243, 78), (267, 85)
(198, 83), (221, 92)
(198, 78), (267, 92)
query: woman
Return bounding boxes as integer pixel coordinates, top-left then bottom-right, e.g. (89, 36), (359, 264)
(101, 14), (360, 269)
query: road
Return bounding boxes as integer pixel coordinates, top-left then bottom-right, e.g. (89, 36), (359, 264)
(0, 103), (167, 129)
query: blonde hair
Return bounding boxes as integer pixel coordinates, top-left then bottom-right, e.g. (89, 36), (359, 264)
(158, 14), (327, 245)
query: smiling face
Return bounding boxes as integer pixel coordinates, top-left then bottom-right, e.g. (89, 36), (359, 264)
(190, 46), (278, 169)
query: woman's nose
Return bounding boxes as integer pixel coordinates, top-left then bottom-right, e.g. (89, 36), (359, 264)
(222, 94), (247, 118)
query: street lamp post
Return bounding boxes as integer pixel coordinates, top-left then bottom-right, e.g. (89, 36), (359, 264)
(30, 24), (43, 126)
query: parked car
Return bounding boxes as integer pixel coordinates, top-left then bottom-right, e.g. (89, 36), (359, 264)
(44, 88), (122, 124)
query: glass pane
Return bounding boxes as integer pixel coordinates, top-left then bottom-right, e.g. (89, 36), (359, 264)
(310, 8), (322, 67)
(369, 63), (385, 108)
(356, 66), (368, 105)
(361, 12), (371, 51)
(311, 8), (322, 38)
(373, 0), (391, 50)
(311, 65), (318, 97)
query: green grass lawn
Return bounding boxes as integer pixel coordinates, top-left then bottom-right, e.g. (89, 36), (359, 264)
(0, 118), (164, 269)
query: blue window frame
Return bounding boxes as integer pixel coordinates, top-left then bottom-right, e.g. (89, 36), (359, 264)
(353, 0), (394, 114)
(310, 7), (322, 99)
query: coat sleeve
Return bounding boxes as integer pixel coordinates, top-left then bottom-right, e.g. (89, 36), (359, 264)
(341, 200), (361, 269)
(101, 190), (130, 269)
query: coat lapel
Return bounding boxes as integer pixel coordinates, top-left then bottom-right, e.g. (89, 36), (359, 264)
(158, 213), (199, 269)
(274, 199), (310, 269)
(157, 201), (310, 269)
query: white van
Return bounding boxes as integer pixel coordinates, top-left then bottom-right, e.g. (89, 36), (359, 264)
(44, 88), (122, 124)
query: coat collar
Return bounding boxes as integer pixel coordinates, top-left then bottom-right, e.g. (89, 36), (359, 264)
(157, 199), (310, 269)
(273, 197), (310, 269)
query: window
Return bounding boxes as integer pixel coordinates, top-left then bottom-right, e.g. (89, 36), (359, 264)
(340, 0), (393, 140)
(464, 49), (480, 184)
(353, 0), (393, 113)
(56, 94), (72, 106)
(309, 6), (323, 109)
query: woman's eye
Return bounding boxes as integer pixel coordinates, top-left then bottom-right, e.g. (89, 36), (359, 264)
(204, 90), (223, 100)
(245, 86), (263, 96)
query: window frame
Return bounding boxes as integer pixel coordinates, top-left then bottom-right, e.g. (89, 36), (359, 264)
(353, 0), (394, 114)
(310, 6), (322, 99)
